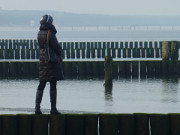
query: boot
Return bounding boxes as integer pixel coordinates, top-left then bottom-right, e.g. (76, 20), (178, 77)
(50, 90), (60, 114)
(35, 90), (44, 115)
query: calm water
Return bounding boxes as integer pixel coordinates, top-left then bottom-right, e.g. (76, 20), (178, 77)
(1, 26), (180, 41)
(0, 76), (180, 114)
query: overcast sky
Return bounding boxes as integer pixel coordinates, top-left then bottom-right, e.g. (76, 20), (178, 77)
(0, 0), (180, 16)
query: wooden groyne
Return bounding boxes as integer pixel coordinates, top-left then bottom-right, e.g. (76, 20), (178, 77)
(0, 39), (180, 77)
(0, 113), (180, 135)
(0, 40), (164, 60)
(1, 60), (180, 78)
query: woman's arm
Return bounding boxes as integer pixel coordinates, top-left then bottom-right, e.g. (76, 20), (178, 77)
(49, 31), (62, 60)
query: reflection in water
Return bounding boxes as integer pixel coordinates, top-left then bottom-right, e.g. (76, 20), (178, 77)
(162, 77), (179, 103)
(105, 85), (113, 112)
(1, 77), (180, 114)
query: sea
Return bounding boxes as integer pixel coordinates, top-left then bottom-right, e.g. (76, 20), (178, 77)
(0, 77), (180, 114)
(0, 25), (180, 114)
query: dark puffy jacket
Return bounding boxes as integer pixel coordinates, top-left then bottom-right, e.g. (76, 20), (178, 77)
(37, 23), (63, 81)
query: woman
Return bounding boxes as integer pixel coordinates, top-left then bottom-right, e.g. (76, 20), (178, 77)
(35, 14), (63, 114)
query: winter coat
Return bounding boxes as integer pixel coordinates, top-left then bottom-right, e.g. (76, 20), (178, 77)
(37, 23), (63, 81)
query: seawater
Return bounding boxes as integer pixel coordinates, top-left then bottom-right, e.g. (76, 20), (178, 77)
(0, 76), (180, 114)
(1, 26), (180, 41)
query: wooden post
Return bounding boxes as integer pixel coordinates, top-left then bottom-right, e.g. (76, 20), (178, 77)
(112, 61), (118, 77)
(104, 56), (112, 87)
(140, 61), (146, 76)
(0, 115), (2, 135)
(0, 49), (3, 59)
(63, 62), (72, 76)
(134, 113), (149, 135)
(147, 61), (155, 76)
(169, 113), (180, 135)
(154, 61), (162, 75)
(132, 61), (139, 76)
(92, 62), (99, 76)
(18, 114), (33, 135)
(33, 115), (49, 135)
(50, 114), (66, 135)
(85, 114), (98, 135)
(119, 61), (126, 76)
(150, 114), (170, 135)
(162, 41), (169, 60)
(170, 41), (179, 60)
(99, 114), (119, 135)
(119, 114), (135, 135)
(78, 62), (86, 76)
(161, 41), (179, 75)
(2, 115), (18, 135)
(72, 62), (78, 76)
(99, 61), (105, 76)
(66, 114), (85, 135)
(86, 61), (93, 76)
(2, 62), (9, 77)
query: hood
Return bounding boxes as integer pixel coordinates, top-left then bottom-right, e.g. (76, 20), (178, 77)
(39, 23), (57, 34)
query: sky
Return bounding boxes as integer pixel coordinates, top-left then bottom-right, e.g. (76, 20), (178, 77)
(0, 0), (180, 16)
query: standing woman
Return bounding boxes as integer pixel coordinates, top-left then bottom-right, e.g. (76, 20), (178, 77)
(35, 15), (63, 114)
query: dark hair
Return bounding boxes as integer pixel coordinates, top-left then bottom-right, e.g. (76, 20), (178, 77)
(40, 15), (53, 24)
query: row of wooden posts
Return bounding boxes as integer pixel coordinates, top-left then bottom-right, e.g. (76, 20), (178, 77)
(0, 40), (166, 60)
(0, 40), (163, 49)
(0, 40), (179, 60)
(0, 113), (180, 135)
(1, 60), (180, 78)
(0, 41), (179, 78)
(0, 48), (162, 60)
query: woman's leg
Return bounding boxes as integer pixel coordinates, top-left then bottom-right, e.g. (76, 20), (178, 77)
(35, 81), (46, 114)
(50, 80), (60, 114)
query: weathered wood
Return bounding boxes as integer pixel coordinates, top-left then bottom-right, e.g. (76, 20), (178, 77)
(33, 115), (49, 135)
(162, 41), (170, 61)
(150, 114), (170, 135)
(63, 62), (72, 76)
(105, 56), (112, 86)
(78, 62), (86, 76)
(147, 61), (155, 76)
(134, 113), (149, 135)
(132, 61), (139, 76)
(170, 41), (179, 60)
(140, 61), (146, 75)
(0, 116), (2, 135)
(112, 61), (119, 76)
(99, 114), (119, 135)
(119, 114), (135, 135)
(119, 61), (126, 76)
(169, 114), (180, 135)
(85, 114), (98, 135)
(50, 114), (66, 135)
(154, 61), (162, 75)
(18, 114), (33, 135)
(66, 114), (85, 135)
(2, 115), (18, 135)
